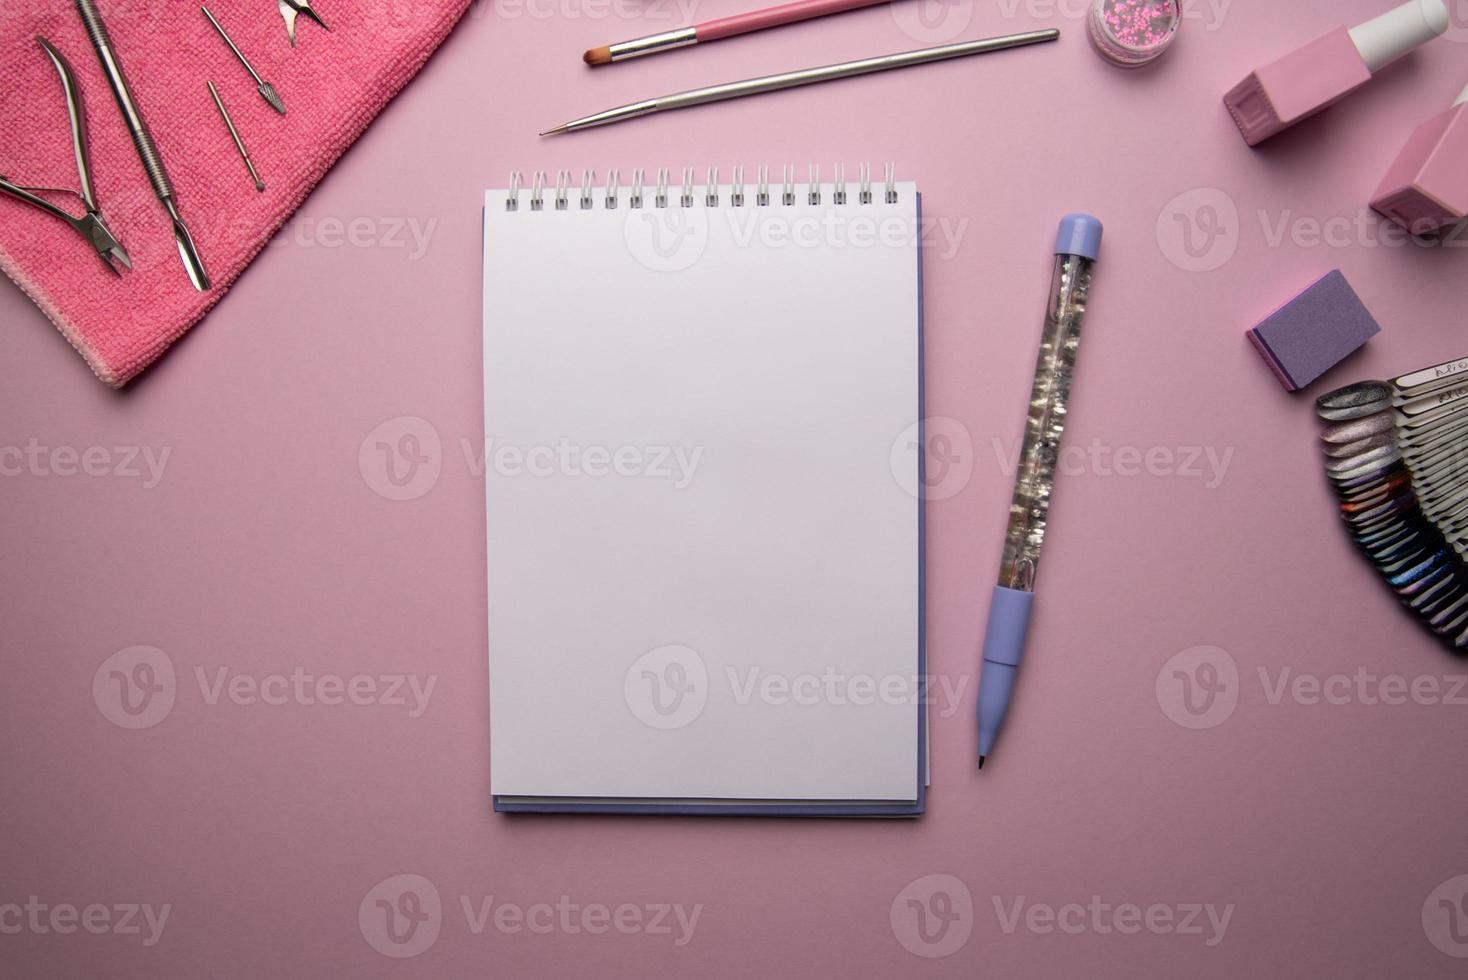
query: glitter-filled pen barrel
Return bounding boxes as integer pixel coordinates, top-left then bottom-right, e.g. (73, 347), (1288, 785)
(976, 213), (1103, 769)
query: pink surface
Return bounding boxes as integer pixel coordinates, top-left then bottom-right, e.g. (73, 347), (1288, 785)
(0, 0), (471, 387)
(4, 2), (1468, 977)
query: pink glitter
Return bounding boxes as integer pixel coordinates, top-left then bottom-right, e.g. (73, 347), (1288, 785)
(1090, 0), (1180, 65)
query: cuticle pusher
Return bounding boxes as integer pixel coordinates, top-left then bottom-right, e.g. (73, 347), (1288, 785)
(76, 0), (210, 291)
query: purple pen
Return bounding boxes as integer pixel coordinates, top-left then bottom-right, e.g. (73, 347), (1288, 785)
(977, 214), (1102, 768)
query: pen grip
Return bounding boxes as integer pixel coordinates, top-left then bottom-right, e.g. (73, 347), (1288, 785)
(981, 585), (1034, 670)
(976, 586), (1034, 758)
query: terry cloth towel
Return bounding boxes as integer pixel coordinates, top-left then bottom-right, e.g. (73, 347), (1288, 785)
(0, 0), (472, 387)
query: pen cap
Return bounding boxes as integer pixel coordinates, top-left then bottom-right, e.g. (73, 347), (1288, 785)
(1054, 213), (1103, 260)
(1349, 0), (1448, 73)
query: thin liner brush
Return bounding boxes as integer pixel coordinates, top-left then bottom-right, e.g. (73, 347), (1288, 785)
(545, 30), (1059, 134)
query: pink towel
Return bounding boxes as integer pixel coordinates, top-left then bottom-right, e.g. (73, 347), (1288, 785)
(0, 0), (472, 387)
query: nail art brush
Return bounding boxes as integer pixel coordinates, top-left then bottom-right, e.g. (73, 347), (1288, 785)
(543, 29), (1060, 134)
(583, 0), (890, 65)
(202, 6), (286, 115)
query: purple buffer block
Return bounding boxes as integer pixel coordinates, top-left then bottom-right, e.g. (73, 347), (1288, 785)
(1246, 270), (1382, 392)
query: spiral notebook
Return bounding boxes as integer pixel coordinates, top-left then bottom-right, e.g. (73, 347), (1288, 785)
(483, 166), (925, 816)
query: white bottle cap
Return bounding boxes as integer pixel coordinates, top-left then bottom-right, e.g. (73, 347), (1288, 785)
(1349, 0), (1449, 73)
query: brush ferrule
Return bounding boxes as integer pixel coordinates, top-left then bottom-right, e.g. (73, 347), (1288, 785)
(609, 27), (697, 61)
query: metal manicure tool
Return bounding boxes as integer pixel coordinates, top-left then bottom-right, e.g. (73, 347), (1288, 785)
(208, 82), (265, 192)
(0, 38), (131, 276)
(540, 29), (1059, 135)
(76, 0), (211, 291)
(202, 6), (286, 115)
(277, 0), (331, 47)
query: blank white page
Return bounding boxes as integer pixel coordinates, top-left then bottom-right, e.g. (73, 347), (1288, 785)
(484, 182), (921, 801)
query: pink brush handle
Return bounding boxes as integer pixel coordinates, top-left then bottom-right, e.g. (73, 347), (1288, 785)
(697, 0), (889, 40)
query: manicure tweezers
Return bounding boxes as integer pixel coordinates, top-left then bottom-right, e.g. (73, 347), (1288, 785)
(0, 37), (131, 276)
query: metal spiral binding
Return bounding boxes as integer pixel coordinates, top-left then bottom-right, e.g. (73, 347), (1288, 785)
(502, 164), (899, 210)
(554, 171), (570, 211)
(506, 171), (522, 211)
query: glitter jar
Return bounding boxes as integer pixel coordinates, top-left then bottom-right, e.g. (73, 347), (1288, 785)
(1088, 0), (1181, 67)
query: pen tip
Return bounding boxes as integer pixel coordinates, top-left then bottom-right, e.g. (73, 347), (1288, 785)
(539, 125), (567, 136)
(977, 755), (986, 770)
(583, 45), (612, 65)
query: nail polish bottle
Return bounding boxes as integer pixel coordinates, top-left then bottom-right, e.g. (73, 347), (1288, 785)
(1224, 0), (1449, 147)
(1371, 82), (1468, 234)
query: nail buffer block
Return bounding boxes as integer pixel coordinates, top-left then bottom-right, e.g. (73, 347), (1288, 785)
(1247, 270), (1382, 391)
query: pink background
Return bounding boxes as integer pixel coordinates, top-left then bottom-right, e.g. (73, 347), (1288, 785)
(3, 0), (1468, 976)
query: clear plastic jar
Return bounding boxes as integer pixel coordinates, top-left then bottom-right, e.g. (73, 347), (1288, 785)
(1088, 0), (1181, 68)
